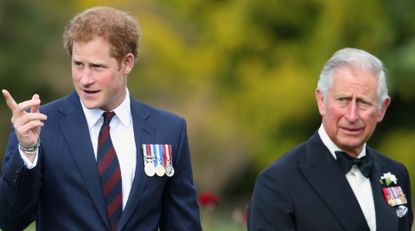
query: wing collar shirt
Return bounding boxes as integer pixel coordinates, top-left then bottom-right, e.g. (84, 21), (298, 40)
(318, 124), (376, 231)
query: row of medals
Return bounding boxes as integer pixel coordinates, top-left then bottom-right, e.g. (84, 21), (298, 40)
(144, 157), (174, 177)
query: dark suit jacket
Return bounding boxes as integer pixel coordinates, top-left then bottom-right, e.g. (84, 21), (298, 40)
(0, 92), (202, 231)
(248, 132), (413, 231)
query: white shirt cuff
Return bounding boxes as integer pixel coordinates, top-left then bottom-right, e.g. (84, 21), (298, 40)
(19, 150), (39, 169)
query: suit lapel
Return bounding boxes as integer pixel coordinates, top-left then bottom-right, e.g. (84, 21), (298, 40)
(369, 152), (398, 231)
(299, 133), (369, 231)
(56, 92), (110, 229)
(118, 99), (155, 230)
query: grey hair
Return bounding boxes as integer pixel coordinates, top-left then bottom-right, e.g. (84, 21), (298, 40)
(317, 48), (389, 107)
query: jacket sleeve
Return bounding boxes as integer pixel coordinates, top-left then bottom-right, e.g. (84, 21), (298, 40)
(0, 130), (41, 231)
(248, 168), (296, 231)
(400, 163), (413, 230)
(159, 119), (202, 231)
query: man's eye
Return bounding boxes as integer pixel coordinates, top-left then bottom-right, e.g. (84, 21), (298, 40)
(92, 65), (104, 70)
(357, 100), (372, 109)
(73, 62), (83, 67)
(335, 98), (350, 107)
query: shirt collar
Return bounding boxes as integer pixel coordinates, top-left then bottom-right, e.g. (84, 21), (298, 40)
(318, 123), (366, 159)
(81, 89), (132, 129)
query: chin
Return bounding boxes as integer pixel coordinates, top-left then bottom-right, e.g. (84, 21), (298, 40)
(81, 100), (100, 109)
(340, 140), (364, 150)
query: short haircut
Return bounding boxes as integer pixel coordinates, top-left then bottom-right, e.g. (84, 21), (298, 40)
(317, 48), (389, 107)
(63, 6), (141, 63)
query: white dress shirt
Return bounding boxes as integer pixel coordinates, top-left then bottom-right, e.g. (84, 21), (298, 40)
(318, 124), (376, 231)
(21, 89), (137, 209)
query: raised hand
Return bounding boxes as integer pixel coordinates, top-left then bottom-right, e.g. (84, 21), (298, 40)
(2, 89), (47, 148)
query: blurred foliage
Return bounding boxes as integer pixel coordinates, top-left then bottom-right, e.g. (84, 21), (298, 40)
(1, 0), (415, 207)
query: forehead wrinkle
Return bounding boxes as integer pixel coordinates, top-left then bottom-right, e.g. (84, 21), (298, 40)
(331, 67), (378, 100)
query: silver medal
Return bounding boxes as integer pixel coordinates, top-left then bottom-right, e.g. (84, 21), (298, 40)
(163, 144), (174, 177)
(144, 162), (156, 177)
(396, 205), (408, 218)
(165, 164), (175, 177)
(143, 144), (156, 177)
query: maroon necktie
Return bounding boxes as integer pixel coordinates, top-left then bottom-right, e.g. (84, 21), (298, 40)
(97, 112), (123, 231)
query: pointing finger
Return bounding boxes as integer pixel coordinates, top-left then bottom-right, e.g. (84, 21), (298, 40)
(2, 89), (18, 112)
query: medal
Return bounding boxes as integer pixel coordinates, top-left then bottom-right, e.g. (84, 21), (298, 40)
(145, 164), (156, 177)
(163, 144), (175, 177)
(165, 164), (175, 177)
(155, 144), (165, 177)
(382, 186), (408, 206)
(142, 144), (156, 177)
(156, 164), (165, 177)
(396, 205), (408, 218)
(143, 144), (174, 177)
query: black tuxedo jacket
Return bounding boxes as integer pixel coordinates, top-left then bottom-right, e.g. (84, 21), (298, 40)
(0, 92), (201, 231)
(248, 132), (413, 231)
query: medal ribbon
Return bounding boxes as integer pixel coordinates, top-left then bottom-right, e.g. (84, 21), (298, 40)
(151, 144), (158, 167)
(164, 144), (172, 166)
(162, 144), (169, 167)
(144, 144), (156, 167)
(156, 144), (164, 166)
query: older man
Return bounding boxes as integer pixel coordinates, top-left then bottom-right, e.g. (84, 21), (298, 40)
(248, 48), (413, 231)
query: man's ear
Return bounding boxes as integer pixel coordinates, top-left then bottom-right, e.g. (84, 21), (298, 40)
(377, 96), (391, 122)
(122, 53), (135, 74)
(315, 89), (326, 116)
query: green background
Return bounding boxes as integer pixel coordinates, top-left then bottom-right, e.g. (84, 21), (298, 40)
(1, 0), (414, 230)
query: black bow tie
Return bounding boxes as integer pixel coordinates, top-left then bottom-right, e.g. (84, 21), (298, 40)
(335, 151), (373, 178)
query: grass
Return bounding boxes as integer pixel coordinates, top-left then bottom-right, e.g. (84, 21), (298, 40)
(200, 204), (247, 231)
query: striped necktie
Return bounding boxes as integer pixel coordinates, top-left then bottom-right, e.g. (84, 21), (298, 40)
(97, 111), (123, 230)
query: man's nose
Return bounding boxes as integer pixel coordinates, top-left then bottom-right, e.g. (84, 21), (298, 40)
(345, 101), (359, 122)
(79, 68), (94, 85)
